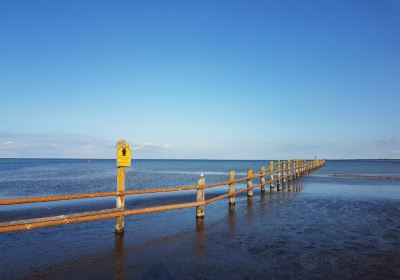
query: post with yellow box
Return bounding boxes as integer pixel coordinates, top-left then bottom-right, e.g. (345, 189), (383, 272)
(115, 139), (131, 234)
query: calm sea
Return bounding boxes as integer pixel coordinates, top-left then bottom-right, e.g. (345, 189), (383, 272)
(1, 159), (400, 279)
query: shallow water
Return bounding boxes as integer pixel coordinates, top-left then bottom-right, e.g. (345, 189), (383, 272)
(0, 159), (400, 279)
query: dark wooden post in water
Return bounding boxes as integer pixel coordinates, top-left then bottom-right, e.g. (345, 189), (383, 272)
(229, 171), (236, 205)
(277, 160), (281, 190)
(298, 160), (301, 177)
(269, 161), (274, 191)
(260, 166), (266, 192)
(300, 160), (303, 175)
(196, 175), (205, 218)
(115, 167), (125, 234)
(115, 139), (131, 234)
(282, 161), (287, 184)
(300, 160), (304, 175)
(247, 169), (253, 197)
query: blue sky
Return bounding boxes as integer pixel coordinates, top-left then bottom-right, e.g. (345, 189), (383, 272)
(0, 0), (399, 159)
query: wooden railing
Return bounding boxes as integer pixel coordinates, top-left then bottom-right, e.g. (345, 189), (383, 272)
(0, 159), (325, 234)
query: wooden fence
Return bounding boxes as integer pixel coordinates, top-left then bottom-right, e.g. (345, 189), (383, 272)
(0, 158), (325, 234)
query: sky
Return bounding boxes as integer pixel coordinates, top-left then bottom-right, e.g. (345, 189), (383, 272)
(0, 0), (399, 159)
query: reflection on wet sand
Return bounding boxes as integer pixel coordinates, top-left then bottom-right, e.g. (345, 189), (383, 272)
(246, 196), (254, 223)
(294, 180), (301, 192)
(196, 218), (205, 258)
(114, 234), (125, 280)
(228, 204), (236, 234)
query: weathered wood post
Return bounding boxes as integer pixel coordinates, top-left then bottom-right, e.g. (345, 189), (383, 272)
(269, 161), (274, 191)
(288, 160), (291, 181)
(116, 167), (125, 234)
(115, 139), (131, 234)
(288, 160), (294, 191)
(282, 161), (287, 184)
(196, 175), (205, 218)
(260, 166), (266, 192)
(247, 169), (253, 197)
(300, 160), (304, 175)
(277, 160), (281, 190)
(229, 171), (236, 205)
(293, 160), (296, 178)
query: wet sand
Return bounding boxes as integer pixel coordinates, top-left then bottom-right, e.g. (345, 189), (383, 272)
(1, 177), (400, 279)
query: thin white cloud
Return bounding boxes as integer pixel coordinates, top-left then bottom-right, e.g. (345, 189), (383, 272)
(132, 142), (173, 151)
(0, 132), (175, 158)
(0, 132), (113, 158)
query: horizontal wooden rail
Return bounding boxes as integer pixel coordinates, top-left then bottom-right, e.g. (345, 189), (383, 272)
(0, 202), (201, 233)
(0, 185), (198, 206)
(0, 174), (262, 206)
(0, 187), (255, 233)
(0, 159), (326, 233)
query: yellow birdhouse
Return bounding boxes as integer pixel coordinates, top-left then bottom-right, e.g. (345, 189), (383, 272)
(116, 139), (131, 167)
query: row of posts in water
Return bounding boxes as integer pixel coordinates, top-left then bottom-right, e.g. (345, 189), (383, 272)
(195, 159), (325, 218)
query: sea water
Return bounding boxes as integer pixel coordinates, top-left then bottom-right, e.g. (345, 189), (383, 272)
(0, 159), (399, 279)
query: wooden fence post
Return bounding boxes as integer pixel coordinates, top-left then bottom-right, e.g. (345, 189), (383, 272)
(229, 171), (235, 205)
(196, 175), (205, 218)
(297, 160), (300, 175)
(300, 160), (303, 175)
(277, 160), (281, 188)
(260, 166), (266, 192)
(115, 167), (125, 234)
(247, 169), (253, 197)
(282, 161), (287, 184)
(269, 161), (274, 191)
(115, 139), (131, 234)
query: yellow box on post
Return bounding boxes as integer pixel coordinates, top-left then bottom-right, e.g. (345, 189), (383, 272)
(116, 140), (131, 167)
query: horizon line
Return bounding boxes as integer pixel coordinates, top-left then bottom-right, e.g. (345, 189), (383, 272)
(0, 157), (399, 161)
